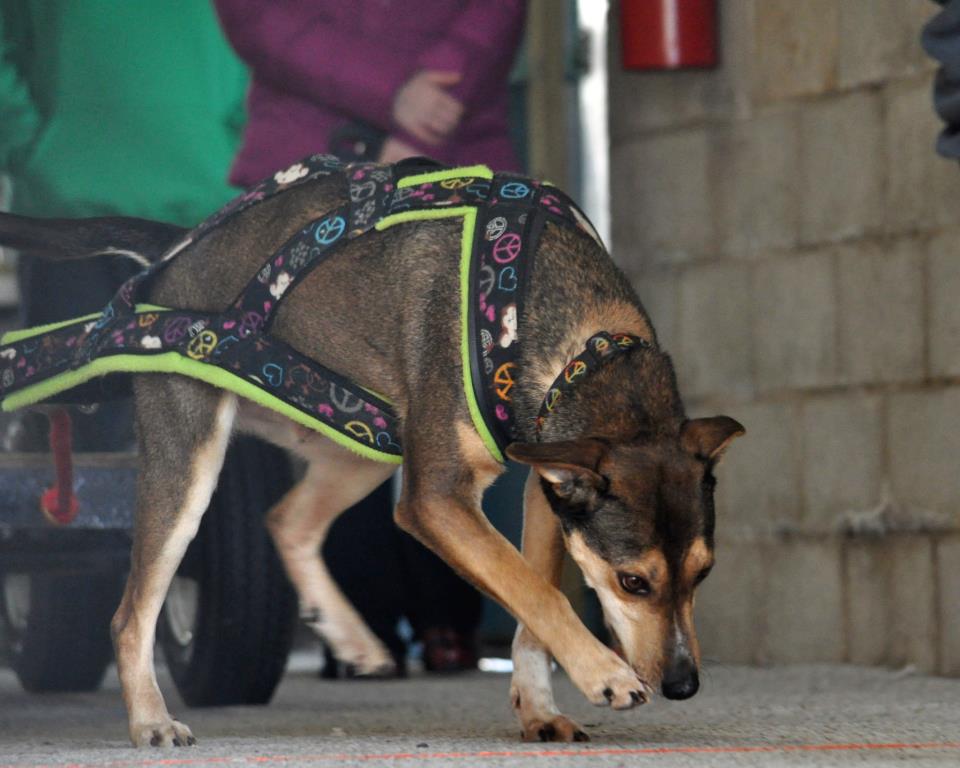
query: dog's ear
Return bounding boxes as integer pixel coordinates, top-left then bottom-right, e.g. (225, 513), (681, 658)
(680, 416), (745, 464)
(506, 438), (609, 500)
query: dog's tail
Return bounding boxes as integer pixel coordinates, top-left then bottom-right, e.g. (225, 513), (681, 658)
(0, 211), (188, 267)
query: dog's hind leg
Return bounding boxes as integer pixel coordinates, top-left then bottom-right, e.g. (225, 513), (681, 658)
(264, 437), (397, 675)
(510, 470), (589, 742)
(111, 379), (237, 748)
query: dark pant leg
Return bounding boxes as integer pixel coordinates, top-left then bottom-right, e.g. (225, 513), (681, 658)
(399, 533), (483, 637)
(18, 253), (138, 326)
(18, 254), (139, 450)
(322, 479), (407, 662)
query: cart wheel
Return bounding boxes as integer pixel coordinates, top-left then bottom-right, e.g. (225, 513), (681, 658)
(0, 569), (123, 692)
(159, 436), (297, 707)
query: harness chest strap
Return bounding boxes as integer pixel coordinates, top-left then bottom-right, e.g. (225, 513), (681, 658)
(0, 157), (607, 464)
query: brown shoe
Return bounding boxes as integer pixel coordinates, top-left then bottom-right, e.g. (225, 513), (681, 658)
(421, 627), (477, 673)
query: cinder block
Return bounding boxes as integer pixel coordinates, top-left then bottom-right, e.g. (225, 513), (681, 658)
(696, 539), (767, 665)
(802, 394), (882, 528)
(837, 240), (924, 385)
(800, 92), (883, 243)
(888, 387), (960, 519)
(712, 111), (801, 258)
(712, 400), (801, 533)
(762, 538), (845, 663)
(888, 535), (938, 672)
(630, 268), (680, 354)
(937, 534), (960, 675)
(675, 263), (753, 399)
(754, 0), (839, 103)
(845, 536), (938, 673)
(753, 252), (838, 391)
(838, 0), (937, 88)
(845, 540), (889, 666)
(929, 231), (960, 378)
(608, 0), (753, 139)
(885, 78), (960, 234)
(610, 131), (712, 267)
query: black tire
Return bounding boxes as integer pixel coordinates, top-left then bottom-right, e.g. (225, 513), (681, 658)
(1, 569), (123, 692)
(158, 436), (298, 707)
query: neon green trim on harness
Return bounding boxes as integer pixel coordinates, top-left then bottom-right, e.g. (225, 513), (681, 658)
(396, 165), (493, 189)
(376, 203), (505, 463)
(1, 305), (169, 344)
(1, 349), (403, 465)
(375, 206), (478, 232)
(457, 209), (504, 462)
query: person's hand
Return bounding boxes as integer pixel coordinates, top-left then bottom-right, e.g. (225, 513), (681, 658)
(379, 136), (420, 163)
(393, 70), (464, 145)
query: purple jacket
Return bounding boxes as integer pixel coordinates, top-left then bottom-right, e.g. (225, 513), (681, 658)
(214, 0), (525, 187)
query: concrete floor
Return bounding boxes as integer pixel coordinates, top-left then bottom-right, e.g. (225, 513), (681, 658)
(0, 655), (958, 767)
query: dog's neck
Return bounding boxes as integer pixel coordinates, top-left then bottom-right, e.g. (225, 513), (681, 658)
(532, 343), (686, 445)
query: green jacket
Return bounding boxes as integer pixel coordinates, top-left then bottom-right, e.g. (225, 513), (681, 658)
(0, 1), (248, 225)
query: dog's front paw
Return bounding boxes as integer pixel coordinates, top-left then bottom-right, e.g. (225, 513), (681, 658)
(131, 719), (196, 748)
(568, 649), (651, 710)
(519, 714), (590, 743)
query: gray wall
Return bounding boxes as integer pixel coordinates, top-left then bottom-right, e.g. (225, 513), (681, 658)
(608, 0), (959, 675)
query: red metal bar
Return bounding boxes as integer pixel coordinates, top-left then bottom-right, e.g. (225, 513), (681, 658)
(40, 408), (79, 525)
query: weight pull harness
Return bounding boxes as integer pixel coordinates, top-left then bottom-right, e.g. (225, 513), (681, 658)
(0, 156), (645, 464)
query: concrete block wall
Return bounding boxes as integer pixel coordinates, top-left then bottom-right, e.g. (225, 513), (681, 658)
(608, 0), (960, 674)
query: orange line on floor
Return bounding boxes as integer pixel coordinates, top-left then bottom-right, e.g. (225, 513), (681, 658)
(4, 741), (960, 767)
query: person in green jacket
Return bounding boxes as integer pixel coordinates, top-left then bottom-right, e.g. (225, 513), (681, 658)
(0, 1), (248, 447)
(0, 0), (248, 324)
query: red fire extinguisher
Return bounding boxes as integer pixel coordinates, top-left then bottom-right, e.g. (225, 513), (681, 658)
(620, 0), (718, 71)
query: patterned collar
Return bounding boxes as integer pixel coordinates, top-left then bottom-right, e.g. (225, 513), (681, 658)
(535, 331), (649, 437)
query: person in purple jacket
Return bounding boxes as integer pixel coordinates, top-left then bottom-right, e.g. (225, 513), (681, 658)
(214, 0), (524, 187)
(214, 0), (526, 676)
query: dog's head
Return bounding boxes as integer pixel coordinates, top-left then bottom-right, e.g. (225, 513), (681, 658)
(508, 416), (743, 700)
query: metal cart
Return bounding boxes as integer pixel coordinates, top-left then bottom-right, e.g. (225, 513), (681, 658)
(0, 407), (298, 705)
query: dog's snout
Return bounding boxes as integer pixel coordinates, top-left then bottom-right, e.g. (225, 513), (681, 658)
(661, 658), (699, 700)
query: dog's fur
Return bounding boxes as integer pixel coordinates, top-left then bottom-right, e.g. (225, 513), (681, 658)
(0, 171), (743, 747)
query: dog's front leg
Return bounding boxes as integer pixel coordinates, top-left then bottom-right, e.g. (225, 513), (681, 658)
(510, 471), (589, 742)
(395, 469), (648, 714)
(111, 383), (237, 747)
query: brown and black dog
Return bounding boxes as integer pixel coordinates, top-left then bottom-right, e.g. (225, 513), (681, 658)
(0, 163), (743, 747)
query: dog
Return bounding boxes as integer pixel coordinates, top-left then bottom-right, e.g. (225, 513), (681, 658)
(0, 158), (743, 747)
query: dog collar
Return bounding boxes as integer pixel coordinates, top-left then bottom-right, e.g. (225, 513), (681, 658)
(535, 331), (649, 437)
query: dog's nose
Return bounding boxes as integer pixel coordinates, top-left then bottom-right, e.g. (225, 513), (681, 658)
(661, 663), (699, 700)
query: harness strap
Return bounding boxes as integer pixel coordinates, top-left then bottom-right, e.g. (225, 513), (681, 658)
(466, 177), (544, 456)
(0, 157), (606, 464)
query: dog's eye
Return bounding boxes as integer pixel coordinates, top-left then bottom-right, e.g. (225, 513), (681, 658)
(618, 573), (651, 596)
(694, 566), (713, 587)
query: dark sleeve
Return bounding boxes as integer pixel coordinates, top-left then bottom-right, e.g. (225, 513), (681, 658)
(922, 0), (960, 158)
(0, 6), (40, 171)
(213, 0), (417, 131)
(415, 0), (526, 110)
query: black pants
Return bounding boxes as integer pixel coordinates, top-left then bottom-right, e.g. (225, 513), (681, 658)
(18, 255), (140, 451)
(322, 478), (482, 662)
